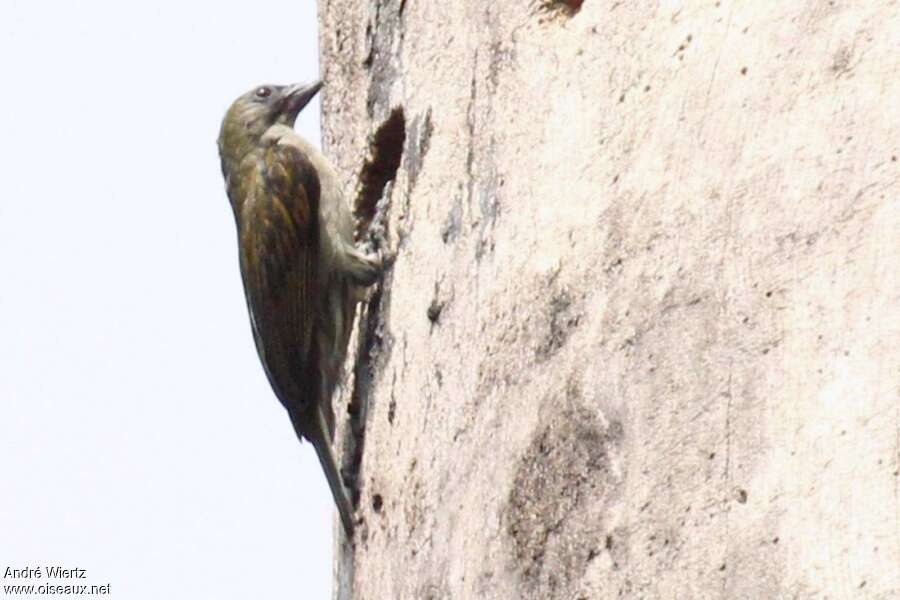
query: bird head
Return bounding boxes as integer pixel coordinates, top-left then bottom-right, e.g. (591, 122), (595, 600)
(218, 81), (322, 169)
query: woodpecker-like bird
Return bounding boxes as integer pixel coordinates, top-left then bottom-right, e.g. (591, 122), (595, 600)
(218, 81), (380, 538)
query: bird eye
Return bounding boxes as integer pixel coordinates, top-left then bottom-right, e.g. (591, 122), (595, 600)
(255, 86), (272, 99)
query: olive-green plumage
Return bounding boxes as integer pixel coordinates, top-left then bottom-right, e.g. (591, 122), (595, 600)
(218, 81), (380, 538)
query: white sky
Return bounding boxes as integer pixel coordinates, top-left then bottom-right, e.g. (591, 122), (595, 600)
(0, 1), (337, 597)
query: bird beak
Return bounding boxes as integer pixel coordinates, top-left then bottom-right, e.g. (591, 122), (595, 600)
(280, 80), (323, 122)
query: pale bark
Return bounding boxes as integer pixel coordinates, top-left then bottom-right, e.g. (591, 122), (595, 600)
(319, 2), (900, 598)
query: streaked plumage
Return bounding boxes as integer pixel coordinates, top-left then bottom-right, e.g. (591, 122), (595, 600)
(218, 81), (379, 538)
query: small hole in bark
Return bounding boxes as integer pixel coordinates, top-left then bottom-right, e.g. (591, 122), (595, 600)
(427, 300), (444, 324)
(355, 107), (406, 237)
(372, 494), (384, 513)
(541, 0), (584, 16)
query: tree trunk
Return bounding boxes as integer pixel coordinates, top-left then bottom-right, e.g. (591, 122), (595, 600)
(318, 2), (900, 598)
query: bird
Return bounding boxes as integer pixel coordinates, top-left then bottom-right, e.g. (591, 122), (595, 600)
(217, 81), (381, 538)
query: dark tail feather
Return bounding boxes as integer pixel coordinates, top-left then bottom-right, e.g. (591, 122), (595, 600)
(291, 407), (355, 539)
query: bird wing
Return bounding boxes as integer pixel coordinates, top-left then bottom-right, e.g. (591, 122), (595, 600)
(239, 142), (321, 411)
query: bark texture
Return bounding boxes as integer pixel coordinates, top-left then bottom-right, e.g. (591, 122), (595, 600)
(318, 2), (900, 598)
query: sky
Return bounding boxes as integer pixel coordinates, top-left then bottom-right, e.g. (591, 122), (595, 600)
(0, 1), (337, 597)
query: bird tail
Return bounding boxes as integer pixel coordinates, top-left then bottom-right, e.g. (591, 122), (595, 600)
(291, 406), (356, 539)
